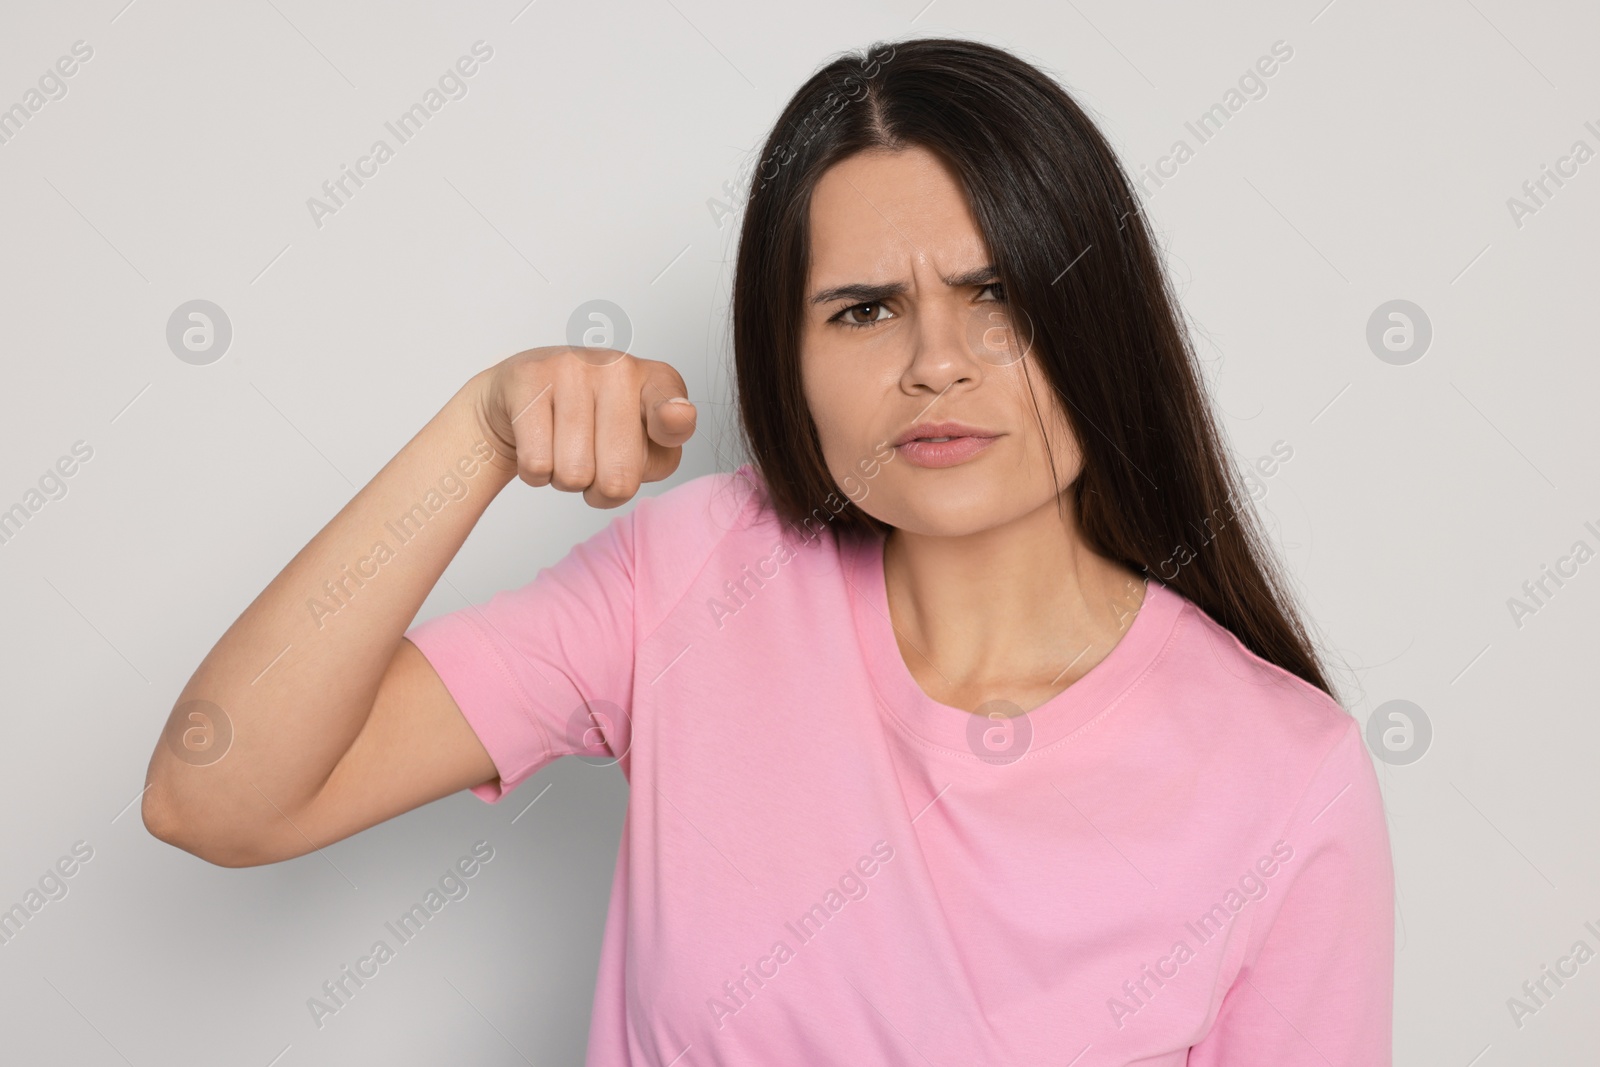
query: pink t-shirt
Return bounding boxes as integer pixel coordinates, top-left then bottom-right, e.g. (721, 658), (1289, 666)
(404, 464), (1394, 1065)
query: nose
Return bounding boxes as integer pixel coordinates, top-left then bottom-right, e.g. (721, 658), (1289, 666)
(900, 291), (986, 399)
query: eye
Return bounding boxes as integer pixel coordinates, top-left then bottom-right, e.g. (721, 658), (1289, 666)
(978, 282), (1006, 303)
(830, 301), (894, 329)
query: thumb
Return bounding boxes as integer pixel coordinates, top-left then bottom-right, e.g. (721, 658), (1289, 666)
(645, 392), (697, 448)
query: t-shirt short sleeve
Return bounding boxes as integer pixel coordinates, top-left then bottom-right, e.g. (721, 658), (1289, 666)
(403, 509), (637, 804)
(1187, 717), (1397, 1065)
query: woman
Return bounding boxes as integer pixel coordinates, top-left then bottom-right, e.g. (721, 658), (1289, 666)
(144, 36), (1394, 1065)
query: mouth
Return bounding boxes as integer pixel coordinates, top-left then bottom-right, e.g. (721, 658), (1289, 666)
(891, 425), (1000, 469)
(891, 421), (998, 447)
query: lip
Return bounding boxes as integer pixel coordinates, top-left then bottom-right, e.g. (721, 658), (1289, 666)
(891, 421), (997, 447)
(890, 422), (1000, 469)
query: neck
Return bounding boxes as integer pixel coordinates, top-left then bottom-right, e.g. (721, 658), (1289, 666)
(881, 495), (1146, 713)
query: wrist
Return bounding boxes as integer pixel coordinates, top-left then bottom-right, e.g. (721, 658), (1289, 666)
(456, 365), (518, 480)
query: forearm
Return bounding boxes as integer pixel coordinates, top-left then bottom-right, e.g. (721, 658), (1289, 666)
(145, 368), (515, 841)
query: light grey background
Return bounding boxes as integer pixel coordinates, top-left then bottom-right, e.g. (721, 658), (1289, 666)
(1, 0), (1595, 1063)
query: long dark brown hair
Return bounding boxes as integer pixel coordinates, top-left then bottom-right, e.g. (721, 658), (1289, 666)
(728, 35), (1333, 699)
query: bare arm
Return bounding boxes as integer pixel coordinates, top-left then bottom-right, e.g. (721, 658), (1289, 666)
(143, 350), (695, 866)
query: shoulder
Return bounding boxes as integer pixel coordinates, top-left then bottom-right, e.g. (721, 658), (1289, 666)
(1151, 586), (1362, 801)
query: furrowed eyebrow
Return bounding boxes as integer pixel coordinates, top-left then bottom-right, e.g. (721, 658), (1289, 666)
(808, 263), (998, 306)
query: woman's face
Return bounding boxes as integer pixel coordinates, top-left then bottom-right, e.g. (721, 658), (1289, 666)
(799, 144), (1083, 538)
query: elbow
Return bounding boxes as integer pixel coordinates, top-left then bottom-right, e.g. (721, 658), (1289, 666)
(140, 783), (269, 869)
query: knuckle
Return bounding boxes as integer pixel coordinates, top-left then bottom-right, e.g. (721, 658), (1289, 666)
(518, 459), (552, 487)
(592, 468), (637, 502)
(550, 463), (595, 493)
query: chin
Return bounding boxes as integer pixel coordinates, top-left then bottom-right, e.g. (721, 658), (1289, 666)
(863, 493), (1025, 539)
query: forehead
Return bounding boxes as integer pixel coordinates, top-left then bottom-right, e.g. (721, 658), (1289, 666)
(806, 145), (989, 284)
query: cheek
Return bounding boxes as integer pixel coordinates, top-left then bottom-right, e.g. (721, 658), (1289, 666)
(1013, 367), (1083, 478)
(800, 342), (871, 459)
(807, 383), (863, 473)
(1043, 399), (1080, 458)
(798, 345), (832, 435)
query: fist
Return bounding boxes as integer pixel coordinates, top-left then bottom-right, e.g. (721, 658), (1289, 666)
(478, 346), (697, 508)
